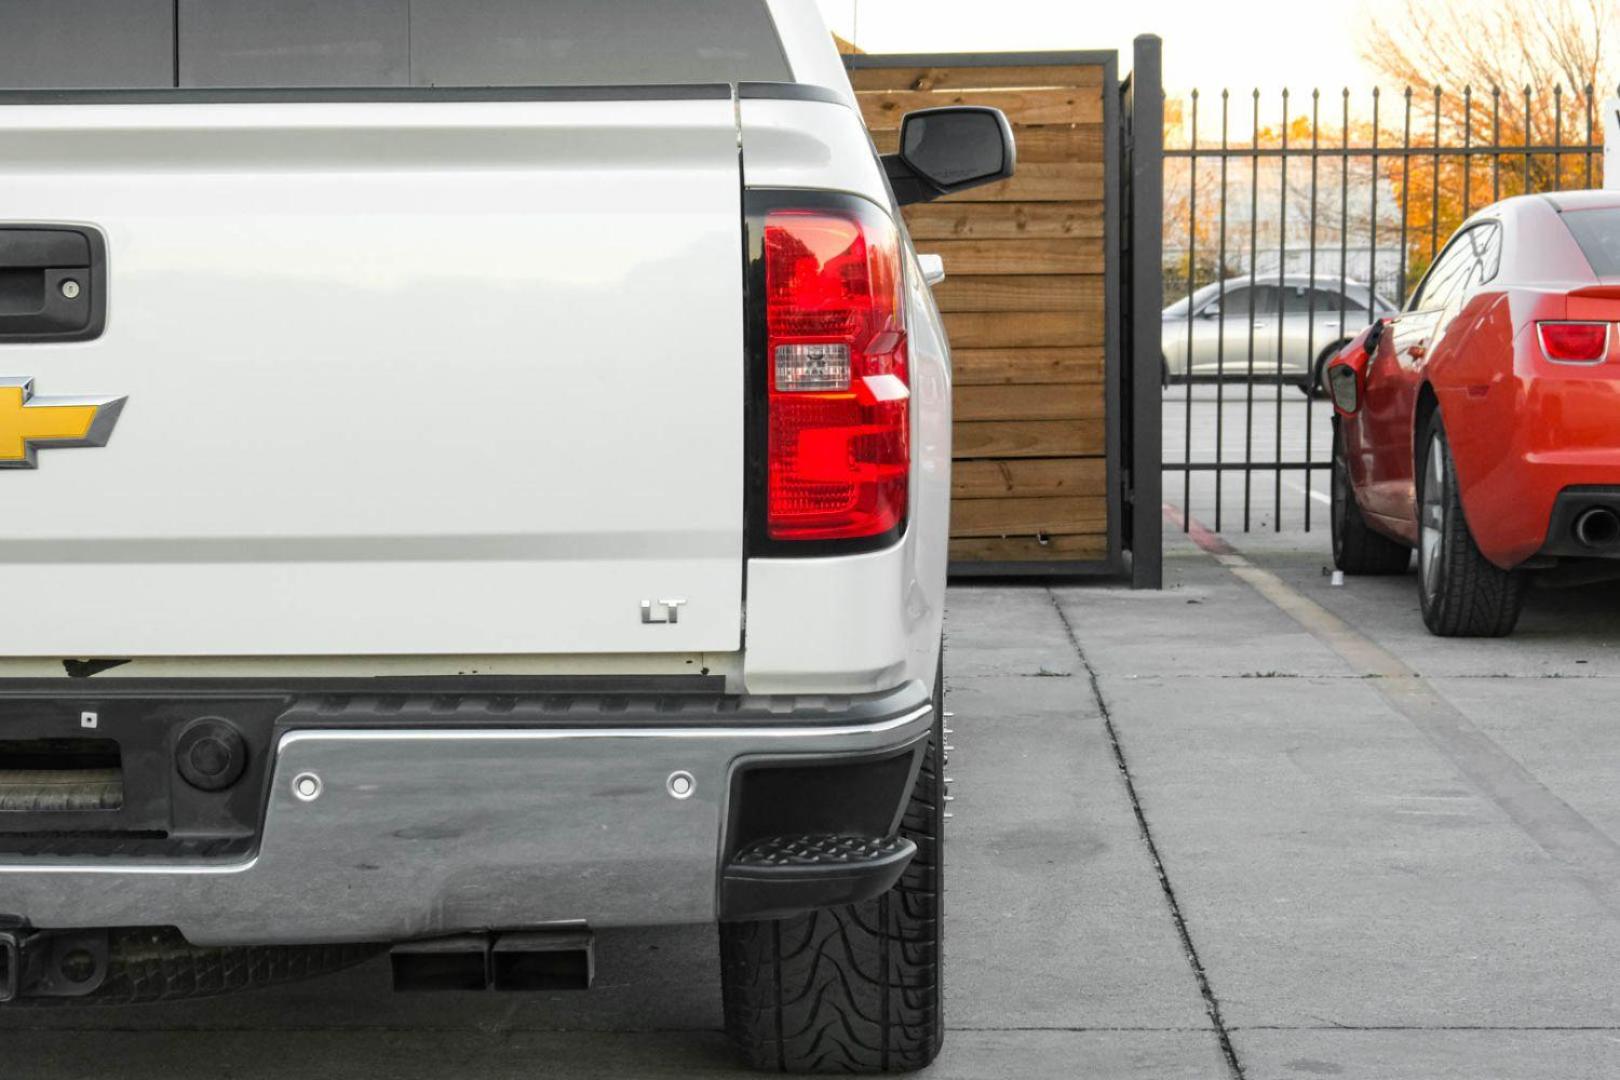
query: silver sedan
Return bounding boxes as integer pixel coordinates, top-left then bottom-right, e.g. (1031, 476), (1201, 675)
(1162, 276), (1397, 392)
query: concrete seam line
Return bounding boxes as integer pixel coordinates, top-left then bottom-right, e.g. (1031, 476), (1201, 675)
(1173, 508), (1620, 920)
(1046, 588), (1247, 1080)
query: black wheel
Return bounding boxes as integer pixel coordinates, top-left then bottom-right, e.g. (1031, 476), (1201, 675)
(1416, 414), (1526, 637)
(10, 928), (381, 1007)
(1332, 425), (1411, 575)
(720, 655), (945, 1074)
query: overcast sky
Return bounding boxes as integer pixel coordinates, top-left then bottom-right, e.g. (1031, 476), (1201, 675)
(816, 0), (1406, 97)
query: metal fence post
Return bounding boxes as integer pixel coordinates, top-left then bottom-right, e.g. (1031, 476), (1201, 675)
(1128, 34), (1164, 588)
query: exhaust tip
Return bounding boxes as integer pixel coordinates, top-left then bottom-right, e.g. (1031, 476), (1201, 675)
(390, 935), (489, 992)
(390, 929), (594, 993)
(1573, 507), (1620, 549)
(491, 931), (594, 992)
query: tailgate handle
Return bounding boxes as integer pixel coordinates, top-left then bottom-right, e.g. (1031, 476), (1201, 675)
(0, 227), (106, 344)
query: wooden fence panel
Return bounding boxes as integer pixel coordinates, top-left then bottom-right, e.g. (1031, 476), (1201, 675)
(849, 55), (1113, 572)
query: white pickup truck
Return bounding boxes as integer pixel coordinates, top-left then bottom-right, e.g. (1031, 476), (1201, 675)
(0, 1), (1015, 1072)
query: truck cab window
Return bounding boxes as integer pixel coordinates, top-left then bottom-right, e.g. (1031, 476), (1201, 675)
(0, 0), (793, 90)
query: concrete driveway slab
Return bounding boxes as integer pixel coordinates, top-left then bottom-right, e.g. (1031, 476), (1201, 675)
(1432, 677), (1620, 845)
(1054, 548), (1354, 680)
(0, 1028), (1232, 1080)
(946, 585), (1082, 677)
(1103, 671), (1620, 1028)
(1232, 1029), (1620, 1080)
(945, 674), (1211, 1031)
(1091, 670), (1620, 1030)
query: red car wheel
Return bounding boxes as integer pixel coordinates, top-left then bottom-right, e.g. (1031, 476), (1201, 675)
(1416, 416), (1527, 637)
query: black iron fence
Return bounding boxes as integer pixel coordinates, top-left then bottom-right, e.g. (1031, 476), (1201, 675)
(1162, 83), (1613, 533)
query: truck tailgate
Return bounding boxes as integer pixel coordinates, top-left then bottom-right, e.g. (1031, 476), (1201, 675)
(0, 98), (744, 657)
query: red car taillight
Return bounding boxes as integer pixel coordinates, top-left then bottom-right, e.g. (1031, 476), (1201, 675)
(763, 206), (909, 542)
(1538, 321), (1611, 364)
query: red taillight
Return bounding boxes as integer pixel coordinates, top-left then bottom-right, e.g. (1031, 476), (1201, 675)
(764, 206), (909, 541)
(1538, 321), (1611, 364)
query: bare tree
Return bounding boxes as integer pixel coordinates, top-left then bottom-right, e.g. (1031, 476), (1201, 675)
(1361, 0), (1616, 143)
(1360, 0), (1617, 287)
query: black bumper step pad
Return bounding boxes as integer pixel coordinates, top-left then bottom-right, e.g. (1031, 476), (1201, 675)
(720, 833), (916, 922)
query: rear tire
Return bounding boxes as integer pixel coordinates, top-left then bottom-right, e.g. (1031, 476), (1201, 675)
(1416, 415), (1526, 637)
(720, 655), (945, 1074)
(1332, 425), (1411, 575)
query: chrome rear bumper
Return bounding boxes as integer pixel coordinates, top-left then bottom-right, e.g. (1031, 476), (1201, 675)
(0, 685), (931, 946)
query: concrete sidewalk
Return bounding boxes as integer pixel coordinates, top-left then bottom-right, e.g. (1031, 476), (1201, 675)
(4, 533), (1619, 1079)
(1064, 531), (1620, 1079)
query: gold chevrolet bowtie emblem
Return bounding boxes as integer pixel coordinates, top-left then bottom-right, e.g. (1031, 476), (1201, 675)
(0, 377), (126, 469)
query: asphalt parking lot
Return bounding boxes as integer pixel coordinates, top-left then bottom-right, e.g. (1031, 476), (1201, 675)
(5, 527), (1620, 1079)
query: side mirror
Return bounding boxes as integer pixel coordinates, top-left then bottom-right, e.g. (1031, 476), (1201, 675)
(1199, 303), (1220, 319)
(1327, 358), (1364, 414)
(883, 106), (1016, 207)
(1328, 324), (1382, 415)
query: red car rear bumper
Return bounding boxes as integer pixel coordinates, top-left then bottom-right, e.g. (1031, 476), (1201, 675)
(1443, 356), (1620, 568)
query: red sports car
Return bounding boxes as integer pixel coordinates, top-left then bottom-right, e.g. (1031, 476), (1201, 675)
(1328, 190), (1620, 637)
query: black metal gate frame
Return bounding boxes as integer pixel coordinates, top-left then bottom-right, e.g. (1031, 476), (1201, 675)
(1163, 82), (1611, 535)
(1125, 37), (1164, 586)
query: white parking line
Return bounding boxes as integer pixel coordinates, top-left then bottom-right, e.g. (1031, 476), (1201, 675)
(1282, 476), (1331, 506)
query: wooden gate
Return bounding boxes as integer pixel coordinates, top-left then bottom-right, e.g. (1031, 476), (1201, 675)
(844, 46), (1163, 584)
